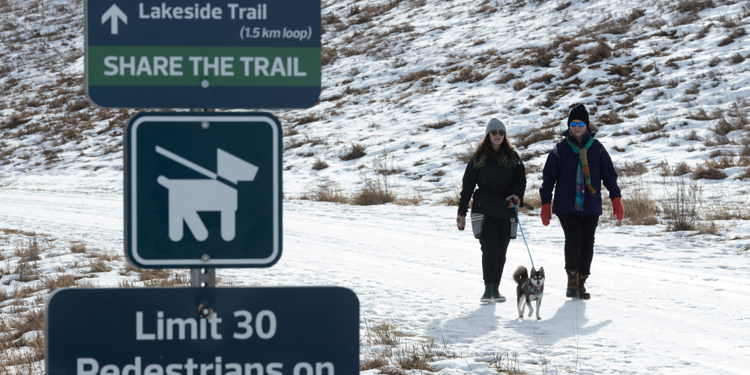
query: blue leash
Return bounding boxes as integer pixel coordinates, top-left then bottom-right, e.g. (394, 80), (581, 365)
(514, 204), (535, 270)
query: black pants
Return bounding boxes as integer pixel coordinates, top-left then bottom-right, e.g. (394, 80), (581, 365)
(479, 215), (511, 285)
(557, 214), (599, 275)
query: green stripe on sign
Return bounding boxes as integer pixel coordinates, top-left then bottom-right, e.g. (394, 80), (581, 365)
(88, 46), (321, 87)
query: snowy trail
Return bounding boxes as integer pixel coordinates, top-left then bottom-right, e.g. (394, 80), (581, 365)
(0, 189), (749, 374)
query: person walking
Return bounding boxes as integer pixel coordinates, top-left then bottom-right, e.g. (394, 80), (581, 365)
(539, 104), (624, 299)
(457, 118), (527, 303)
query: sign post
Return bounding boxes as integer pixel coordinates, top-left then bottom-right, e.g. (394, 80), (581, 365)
(47, 4), (358, 375)
(85, 0), (321, 108)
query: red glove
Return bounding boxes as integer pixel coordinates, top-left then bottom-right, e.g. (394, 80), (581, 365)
(612, 197), (624, 221)
(457, 215), (466, 230)
(541, 203), (551, 226)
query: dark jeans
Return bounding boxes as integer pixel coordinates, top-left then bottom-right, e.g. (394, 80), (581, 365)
(479, 215), (511, 285)
(557, 214), (599, 275)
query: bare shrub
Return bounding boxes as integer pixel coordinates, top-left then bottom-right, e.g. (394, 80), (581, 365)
(352, 172), (396, 205)
(373, 149), (404, 175)
(311, 158), (328, 170)
(639, 114), (665, 134)
(448, 67), (488, 84)
(513, 80), (527, 91)
(617, 161), (648, 177)
(41, 274), (79, 292)
(530, 73), (555, 84)
(730, 53), (746, 65)
(340, 143), (366, 161)
(425, 119), (456, 130)
(692, 162), (727, 180)
(674, 0), (715, 13)
(663, 176), (702, 231)
(302, 179), (348, 203)
(399, 69), (437, 84)
(586, 42), (612, 64)
(530, 47), (554, 67)
(70, 242), (86, 253)
(88, 259), (112, 273)
(138, 268), (171, 282)
(514, 128), (557, 149)
(495, 72), (518, 85)
(718, 28), (747, 47)
(555, 1), (572, 11)
(600, 110), (623, 125)
(622, 177), (659, 225)
(673, 162), (693, 176)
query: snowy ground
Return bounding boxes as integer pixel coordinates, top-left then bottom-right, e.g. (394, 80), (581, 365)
(1, 188), (749, 374)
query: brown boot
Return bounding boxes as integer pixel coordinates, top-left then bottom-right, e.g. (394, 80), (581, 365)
(578, 272), (591, 300)
(566, 269), (579, 298)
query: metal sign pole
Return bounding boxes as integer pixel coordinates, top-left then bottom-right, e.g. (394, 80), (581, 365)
(190, 268), (216, 287)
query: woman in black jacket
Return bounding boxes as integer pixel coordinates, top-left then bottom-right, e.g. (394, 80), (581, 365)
(457, 118), (526, 303)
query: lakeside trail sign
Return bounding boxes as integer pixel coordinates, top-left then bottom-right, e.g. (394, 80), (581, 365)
(46, 287), (359, 375)
(85, 0), (321, 108)
(125, 112), (282, 268)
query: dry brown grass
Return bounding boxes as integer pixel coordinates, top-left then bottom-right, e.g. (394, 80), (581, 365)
(312, 158), (329, 170)
(138, 268), (171, 282)
(340, 143), (367, 161)
(693, 162), (727, 180)
(514, 128), (557, 149)
(41, 274), (80, 292)
(425, 119), (456, 130)
(302, 180), (349, 204)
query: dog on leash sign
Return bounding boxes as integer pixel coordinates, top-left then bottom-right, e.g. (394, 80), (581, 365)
(124, 112), (282, 268)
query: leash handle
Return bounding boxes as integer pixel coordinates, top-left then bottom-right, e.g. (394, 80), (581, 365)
(514, 204), (535, 270)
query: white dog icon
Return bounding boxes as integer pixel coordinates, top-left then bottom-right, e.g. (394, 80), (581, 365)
(155, 146), (258, 242)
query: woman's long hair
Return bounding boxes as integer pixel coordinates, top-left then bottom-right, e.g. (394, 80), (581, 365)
(471, 133), (519, 168)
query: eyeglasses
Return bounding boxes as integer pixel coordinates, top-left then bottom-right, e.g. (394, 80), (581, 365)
(490, 130), (505, 136)
(569, 121), (586, 128)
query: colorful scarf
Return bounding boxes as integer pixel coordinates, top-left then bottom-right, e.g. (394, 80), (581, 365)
(566, 136), (597, 211)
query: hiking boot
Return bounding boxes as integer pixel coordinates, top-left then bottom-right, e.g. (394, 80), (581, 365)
(578, 272), (591, 300)
(566, 269), (579, 298)
(480, 283), (493, 303)
(492, 283), (506, 302)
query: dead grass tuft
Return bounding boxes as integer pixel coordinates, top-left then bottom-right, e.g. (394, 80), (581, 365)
(693, 162), (727, 180)
(340, 143), (367, 161)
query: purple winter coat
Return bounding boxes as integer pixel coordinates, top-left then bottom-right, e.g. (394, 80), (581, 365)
(539, 130), (621, 216)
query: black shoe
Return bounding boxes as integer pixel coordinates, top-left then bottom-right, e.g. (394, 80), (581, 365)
(480, 283), (493, 303)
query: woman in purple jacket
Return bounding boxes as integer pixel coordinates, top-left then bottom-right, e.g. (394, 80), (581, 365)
(539, 104), (624, 299)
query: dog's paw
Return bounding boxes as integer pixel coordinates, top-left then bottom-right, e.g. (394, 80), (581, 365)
(537, 316), (542, 320)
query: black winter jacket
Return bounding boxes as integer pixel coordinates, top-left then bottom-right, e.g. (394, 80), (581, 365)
(458, 152), (526, 219)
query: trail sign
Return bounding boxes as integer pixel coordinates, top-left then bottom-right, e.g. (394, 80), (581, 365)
(125, 112), (282, 268)
(46, 287), (359, 375)
(85, 0), (321, 108)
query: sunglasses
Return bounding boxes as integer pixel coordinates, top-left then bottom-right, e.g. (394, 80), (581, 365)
(569, 121), (587, 128)
(489, 130), (506, 136)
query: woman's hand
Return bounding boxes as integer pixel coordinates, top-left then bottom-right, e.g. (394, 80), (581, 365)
(506, 195), (520, 208)
(541, 203), (551, 226)
(612, 197), (624, 221)
(457, 215), (466, 230)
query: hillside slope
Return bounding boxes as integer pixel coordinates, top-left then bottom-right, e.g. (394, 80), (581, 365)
(1, 0), (749, 206)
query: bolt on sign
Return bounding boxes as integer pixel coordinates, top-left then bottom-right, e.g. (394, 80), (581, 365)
(124, 112), (282, 268)
(85, 1), (321, 108)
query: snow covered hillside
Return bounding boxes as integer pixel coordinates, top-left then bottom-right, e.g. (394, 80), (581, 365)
(1, 0), (750, 374)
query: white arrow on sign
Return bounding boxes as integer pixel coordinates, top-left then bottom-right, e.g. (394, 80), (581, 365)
(101, 4), (127, 35)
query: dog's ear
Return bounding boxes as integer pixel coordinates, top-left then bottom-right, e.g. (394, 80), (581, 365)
(531, 267), (536, 273)
(539, 266), (544, 274)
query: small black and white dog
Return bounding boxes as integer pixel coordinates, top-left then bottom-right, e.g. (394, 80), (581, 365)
(513, 266), (545, 320)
